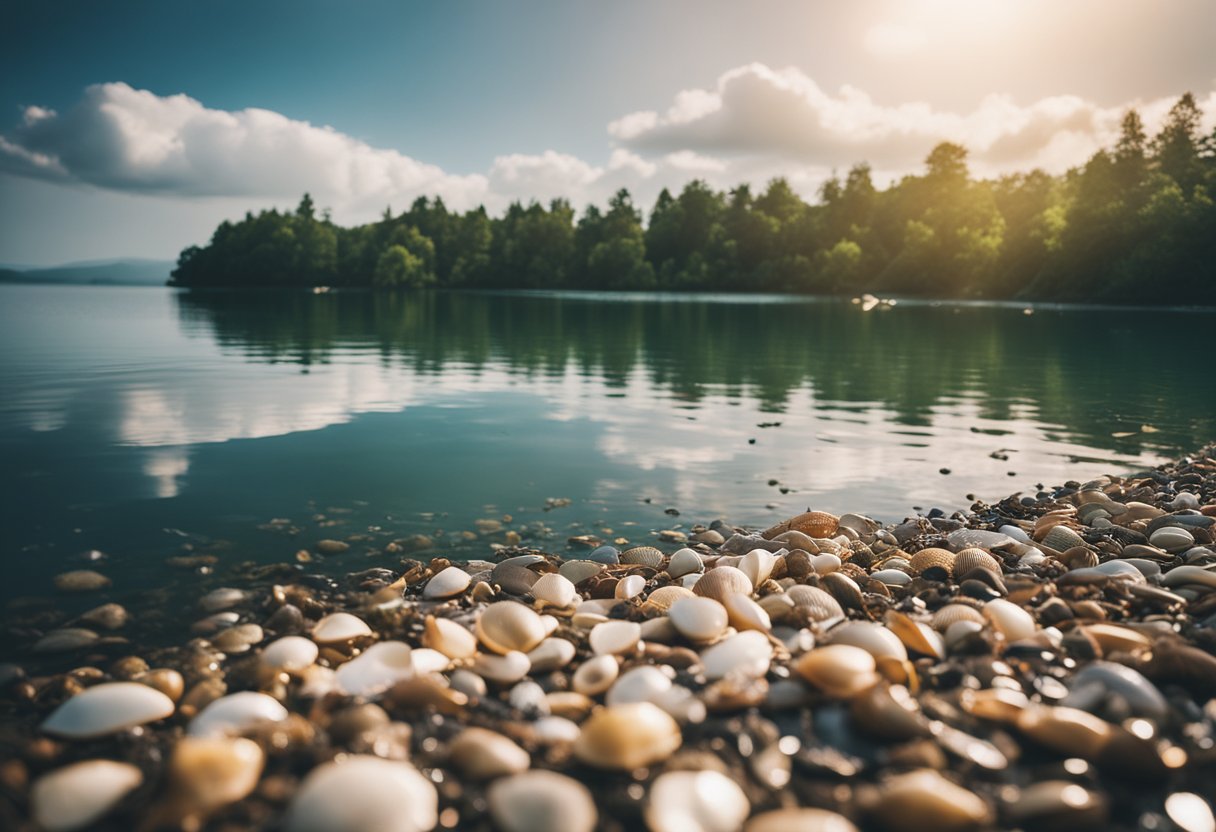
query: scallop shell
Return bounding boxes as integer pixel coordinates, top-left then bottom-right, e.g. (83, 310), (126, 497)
(764, 511), (839, 540)
(531, 573), (578, 608)
(794, 645), (880, 699)
(644, 585), (695, 613)
(488, 771), (596, 832)
(1041, 525), (1086, 553)
(423, 566), (472, 599)
(621, 546), (665, 568)
(785, 585), (844, 621)
(285, 756), (437, 832)
(572, 654), (619, 695)
(667, 549), (704, 579)
(422, 616), (478, 660)
(42, 682), (175, 739)
(476, 601), (547, 655)
(31, 760), (143, 832)
(909, 547), (956, 576)
(1057, 546), (1100, 570)
(572, 702), (682, 769)
(953, 548), (1001, 577)
(824, 621), (907, 662)
(693, 566), (753, 603)
(930, 604), (985, 631)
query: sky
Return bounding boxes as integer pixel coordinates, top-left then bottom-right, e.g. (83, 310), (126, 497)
(1, 0), (1215, 266)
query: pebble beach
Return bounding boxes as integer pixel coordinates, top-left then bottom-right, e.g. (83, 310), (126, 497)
(3, 448), (1216, 832)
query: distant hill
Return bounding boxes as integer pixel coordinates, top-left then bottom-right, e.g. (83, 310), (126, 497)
(0, 258), (173, 286)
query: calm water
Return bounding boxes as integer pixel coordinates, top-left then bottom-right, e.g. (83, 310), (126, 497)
(2, 284), (1213, 608)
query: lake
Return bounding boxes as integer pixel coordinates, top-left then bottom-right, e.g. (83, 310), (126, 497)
(1, 284), (1213, 611)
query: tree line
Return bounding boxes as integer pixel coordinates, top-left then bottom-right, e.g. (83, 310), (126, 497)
(171, 93), (1216, 303)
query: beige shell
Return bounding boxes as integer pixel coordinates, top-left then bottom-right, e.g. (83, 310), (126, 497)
(572, 654), (619, 696)
(739, 549), (777, 587)
(885, 611), (945, 659)
(615, 575), (646, 601)
(824, 621), (907, 662)
(930, 604), (985, 632)
(952, 548), (1001, 577)
(422, 616), (478, 659)
(526, 638), (576, 673)
(745, 808), (859, 832)
(643, 585), (695, 613)
(868, 770), (991, 832)
(572, 702), (682, 769)
(909, 548), (955, 576)
(1016, 705), (1113, 758)
(449, 727), (530, 780)
(488, 770), (596, 832)
(1082, 623), (1151, 653)
(794, 645), (880, 699)
(764, 511), (839, 540)
(588, 621), (641, 656)
(1041, 525), (1087, 553)
(559, 561), (603, 585)
(692, 566), (753, 603)
(621, 546), (665, 568)
(785, 585), (844, 621)
(1010, 781), (1107, 828)
(423, 566), (472, 600)
(757, 592), (796, 624)
(168, 736), (264, 816)
(983, 599), (1036, 642)
(476, 601), (547, 655)
(472, 651), (531, 685)
(669, 597), (729, 642)
(667, 549), (704, 579)
(959, 687), (1029, 723)
(723, 593), (771, 632)
(531, 573), (578, 608)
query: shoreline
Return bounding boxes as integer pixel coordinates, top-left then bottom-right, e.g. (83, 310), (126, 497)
(2, 449), (1215, 830)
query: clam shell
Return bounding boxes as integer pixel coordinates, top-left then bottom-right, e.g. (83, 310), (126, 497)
(42, 682), (175, 739)
(739, 549), (777, 587)
(423, 566), (471, 599)
(261, 636), (319, 670)
(488, 771), (596, 832)
(693, 566), (753, 603)
(1041, 525), (1086, 553)
(532, 573), (578, 607)
(31, 760), (143, 832)
(168, 736), (264, 815)
(134, 669), (184, 702)
(824, 621), (907, 662)
(449, 727), (530, 779)
(701, 630), (773, 679)
(1010, 781), (1107, 830)
(311, 613), (371, 644)
(477, 601), (547, 654)
(745, 808), (859, 832)
(573, 702), (682, 769)
(645, 770), (750, 832)
(930, 604), (985, 631)
(615, 574), (646, 600)
(285, 755), (437, 832)
(188, 691), (288, 738)
(335, 642), (416, 697)
(723, 593), (771, 632)
(953, 548), (1001, 576)
(960, 687), (1029, 723)
(667, 548), (705, 579)
(871, 569), (912, 587)
(644, 585), (695, 613)
(1016, 705), (1113, 758)
(422, 616), (478, 659)
(794, 645), (879, 699)
(572, 653), (619, 695)
(621, 546), (665, 567)
(472, 651), (531, 685)
(559, 560), (603, 585)
(491, 562), (540, 595)
(1082, 623), (1151, 653)
(983, 599), (1036, 641)
(527, 637), (576, 673)
(669, 597), (729, 642)
(821, 572), (864, 610)
(785, 585), (844, 621)
(885, 611), (945, 658)
(589, 620), (641, 655)
(811, 553), (843, 575)
(909, 548), (955, 576)
(869, 769), (991, 832)
(606, 665), (672, 707)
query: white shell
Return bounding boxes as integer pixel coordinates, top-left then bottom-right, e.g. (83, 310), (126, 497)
(645, 769), (750, 832)
(312, 612), (371, 644)
(489, 770), (597, 832)
(423, 566), (471, 599)
(572, 653), (619, 695)
(200, 587), (248, 612)
(668, 548), (704, 579)
(422, 616), (478, 659)
(42, 682), (175, 739)
(285, 755), (438, 832)
(872, 569), (912, 587)
(527, 637), (576, 673)
(188, 691), (288, 737)
(477, 601), (547, 654)
(701, 630), (772, 680)
(449, 727), (531, 779)
(31, 760), (142, 832)
(722, 593), (771, 632)
(669, 597), (729, 642)
(811, 553), (843, 574)
(615, 574), (646, 600)
(532, 573), (577, 607)
(825, 621), (908, 662)
(261, 636), (318, 671)
(473, 650), (531, 684)
(333, 642), (416, 696)
(606, 665), (672, 707)
(533, 715), (581, 745)
(589, 620), (641, 655)
(983, 599), (1037, 641)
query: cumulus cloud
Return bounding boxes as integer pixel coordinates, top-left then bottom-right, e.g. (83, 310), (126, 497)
(610, 63), (1216, 179)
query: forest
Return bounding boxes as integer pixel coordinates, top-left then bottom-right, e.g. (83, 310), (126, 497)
(171, 93), (1216, 303)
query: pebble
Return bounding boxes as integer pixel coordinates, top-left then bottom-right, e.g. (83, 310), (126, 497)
(489, 770), (596, 832)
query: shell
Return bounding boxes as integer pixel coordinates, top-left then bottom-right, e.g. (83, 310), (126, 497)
(615, 574), (646, 600)
(33, 628), (99, 653)
(31, 760), (143, 832)
(645, 770), (750, 832)
(885, 611), (945, 659)
(449, 727), (530, 779)
(868, 769), (991, 832)
(488, 771), (596, 832)
(739, 549), (777, 587)
(811, 553), (843, 575)
(422, 616), (478, 659)
(785, 585), (844, 621)
(477, 601), (547, 654)
(491, 562), (541, 595)
(667, 549), (704, 579)
(821, 572), (864, 610)
(960, 687), (1029, 723)
(589, 620), (641, 655)
(1041, 525), (1087, 553)
(1057, 546), (1100, 570)
(531, 573), (578, 607)
(794, 645), (880, 699)
(135, 669), (185, 702)
(285, 755), (437, 832)
(669, 597), (729, 642)
(693, 566), (753, 603)
(606, 665), (672, 707)
(559, 560), (603, 585)
(212, 623), (264, 654)
(572, 654), (619, 695)
(1009, 781), (1108, 830)
(422, 566), (471, 599)
(723, 593), (771, 632)
(573, 702), (682, 769)
(472, 651), (531, 685)
(871, 569), (912, 587)
(909, 547), (955, 576)
(701, 631), (772, 679)
(311, 613), (371, 644)
(335, 642), (416, 697)
(745, 808), (859, 832)
(644, 585), (696, 613)
(1082, 623), (1151, 653)
(1150, 527), (1195, 554)
(930, 604), (985, 631)
(527, 638), (576, 673)
(1165, 794), (1215, 832)
(1016, 705), (1113, 758)
(764, 510), (839, 540)
(621, 546), (665, 568)
(188, 691), (288, 738)
(824, 621), (907, 662)
(168, 736), (264, 816)
(952, 548), (1001, 576)
(42, 682), (175, 739)
(261, 636), (319, 670)
(983, 599), (1036, 641)
(1162, 565), (1216, 590)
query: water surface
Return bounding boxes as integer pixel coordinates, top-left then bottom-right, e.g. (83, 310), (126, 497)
(2, 285), (1212, 607)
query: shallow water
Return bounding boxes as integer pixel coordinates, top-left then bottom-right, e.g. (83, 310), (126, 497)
(1, 285), (1213, 607)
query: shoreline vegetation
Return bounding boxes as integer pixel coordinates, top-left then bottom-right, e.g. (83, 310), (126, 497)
(3, 448), (1215, 829)
(172, 93), (1216, 305)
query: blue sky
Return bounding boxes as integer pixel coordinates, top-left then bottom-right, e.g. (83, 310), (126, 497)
(2, 0), (1215, 265)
